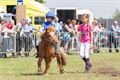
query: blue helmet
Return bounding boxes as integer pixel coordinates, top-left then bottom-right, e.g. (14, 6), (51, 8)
(46, 11), (55, 19)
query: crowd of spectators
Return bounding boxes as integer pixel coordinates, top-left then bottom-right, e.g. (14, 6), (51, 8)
(0, 16), (120, 58)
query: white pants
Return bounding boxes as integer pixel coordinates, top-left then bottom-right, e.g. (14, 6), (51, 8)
(80, 42), (90, 58)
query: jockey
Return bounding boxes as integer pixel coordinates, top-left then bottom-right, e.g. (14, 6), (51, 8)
(36, 11), (59, 58)
(40, 11), (56, 32)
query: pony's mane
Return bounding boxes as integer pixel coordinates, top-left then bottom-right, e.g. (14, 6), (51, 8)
(46, 26), (55, 33)
(42, 26), (57, 46)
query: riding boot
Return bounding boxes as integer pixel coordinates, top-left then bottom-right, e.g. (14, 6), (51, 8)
(82, 57), (86, 62)
(84, 58), (92, 73)
(82, 57), (87, 73)
(35, 46), (39, 58)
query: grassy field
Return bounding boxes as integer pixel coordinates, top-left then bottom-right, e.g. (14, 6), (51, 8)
(0, 52), (120, 80)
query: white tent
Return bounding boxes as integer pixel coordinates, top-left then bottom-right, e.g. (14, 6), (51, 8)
(0, 6), (6, 13)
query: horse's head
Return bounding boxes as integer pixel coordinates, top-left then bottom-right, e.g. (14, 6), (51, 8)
(41, 26), (58, 46)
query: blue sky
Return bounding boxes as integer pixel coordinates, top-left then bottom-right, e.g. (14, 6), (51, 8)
(44, 0), (120, 18)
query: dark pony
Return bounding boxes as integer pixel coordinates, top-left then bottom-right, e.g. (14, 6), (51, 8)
(38, 26), (66, 75)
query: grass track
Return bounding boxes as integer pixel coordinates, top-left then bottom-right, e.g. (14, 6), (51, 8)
(0, 52), (120, 80)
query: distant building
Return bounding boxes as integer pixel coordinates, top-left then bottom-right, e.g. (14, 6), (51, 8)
(44, 0), (94, 23)
(45, 0), (120, 19)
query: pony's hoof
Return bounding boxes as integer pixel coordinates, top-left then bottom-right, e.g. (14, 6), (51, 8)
(38, 73), (42, 75)
(60, 71), (64, 74)
(60, 69), (64, 74)
(44, 73), (49, 76)
(38, 71), (43, 75)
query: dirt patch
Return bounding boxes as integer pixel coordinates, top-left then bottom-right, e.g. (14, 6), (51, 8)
(93, 67), (120, 77)
(93, 58), (120, 77)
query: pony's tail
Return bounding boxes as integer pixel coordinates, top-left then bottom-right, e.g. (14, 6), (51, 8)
(56, 48), (67, 66)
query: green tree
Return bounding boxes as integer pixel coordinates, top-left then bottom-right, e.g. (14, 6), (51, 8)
(35, 0), (46, 3)
(112, 9), (120, 19)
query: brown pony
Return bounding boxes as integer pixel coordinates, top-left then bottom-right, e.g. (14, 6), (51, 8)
(38, 26), (66, 75)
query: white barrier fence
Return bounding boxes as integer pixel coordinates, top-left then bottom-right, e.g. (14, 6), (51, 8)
(0, 32), (120, 58)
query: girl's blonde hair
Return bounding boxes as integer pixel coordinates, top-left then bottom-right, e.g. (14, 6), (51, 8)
(82, 14), (90, 23)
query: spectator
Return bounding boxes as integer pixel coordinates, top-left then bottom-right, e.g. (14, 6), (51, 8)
(26, 18), (37, 50)
(92, 20), (100, 53)
(16, 19), (32, 57)
(7, 19), (16, 57)
(71, 19), (79, 51)
(107, 21), (119, 53)
(53, 16), (62, 33)
(0, 18), (7, 53)
(53, 16), (62, 49)
(0, 23), (1, 30)
(62, 19), (74, 53)
(0, 21), (3, 51)
(59, 21), (64, 28)
(0, 20), (7, 58)
(1, 19), (15, 53)
(16, 21), (23, 57)
(98, 23), (105, 37)
(98, 23), (107, 48)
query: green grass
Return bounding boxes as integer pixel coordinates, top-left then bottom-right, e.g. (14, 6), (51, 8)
(0, 52), (120, 80)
